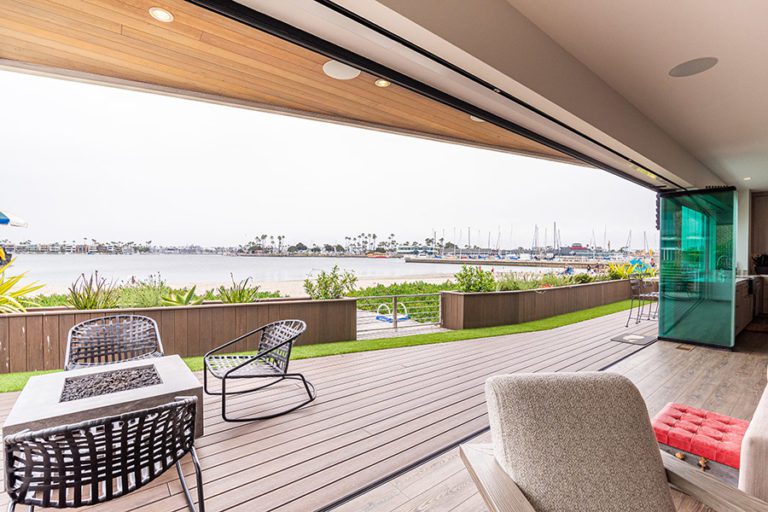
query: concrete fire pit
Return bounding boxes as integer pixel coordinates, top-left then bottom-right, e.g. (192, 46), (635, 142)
(3, 355), (203, 438)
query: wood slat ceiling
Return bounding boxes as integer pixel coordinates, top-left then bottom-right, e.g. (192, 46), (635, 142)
(0, 0), (578, 164)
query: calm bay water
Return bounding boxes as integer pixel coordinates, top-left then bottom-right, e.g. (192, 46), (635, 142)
(11, 254), (555, 294)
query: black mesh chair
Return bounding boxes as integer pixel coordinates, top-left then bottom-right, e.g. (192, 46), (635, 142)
(65, 315), (164, 370)
(203, 319), (315, 422)
(4, 397), (204, 511)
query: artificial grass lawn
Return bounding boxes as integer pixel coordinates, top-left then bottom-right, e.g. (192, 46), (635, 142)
(187, 298), (632, 370)
(0, 299), (632, 392)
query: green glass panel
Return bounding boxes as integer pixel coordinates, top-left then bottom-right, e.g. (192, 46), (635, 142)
(659, 189), (736, 347)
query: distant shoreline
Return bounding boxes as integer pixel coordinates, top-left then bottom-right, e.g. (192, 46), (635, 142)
(12, 254), (557, 296)
(35, 273), (459, 296)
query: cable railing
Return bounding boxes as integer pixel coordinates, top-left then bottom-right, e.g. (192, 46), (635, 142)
(355, 293), (441, 335)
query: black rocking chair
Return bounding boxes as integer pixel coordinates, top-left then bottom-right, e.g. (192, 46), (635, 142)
(65, 315), (164, 370)
(203, 319), (316, 422)
(4, 397), (204, 511)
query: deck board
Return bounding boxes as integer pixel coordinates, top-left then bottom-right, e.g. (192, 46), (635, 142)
(2, 311), (762, 511)
(340, 328), (768, 512)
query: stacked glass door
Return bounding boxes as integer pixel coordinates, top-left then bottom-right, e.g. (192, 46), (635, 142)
(658, 188), (737, 347)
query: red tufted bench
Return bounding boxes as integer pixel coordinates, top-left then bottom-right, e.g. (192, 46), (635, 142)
(652, 402), (749, 468)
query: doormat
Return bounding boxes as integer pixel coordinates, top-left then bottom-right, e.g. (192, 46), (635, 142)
(610, 333), (658, 346)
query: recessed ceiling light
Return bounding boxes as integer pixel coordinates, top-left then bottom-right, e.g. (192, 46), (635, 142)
(744, 177), (752, 181)
(322, 60), (361, 80)
(669, 57), (718, 78)
(374, 79), (391, 88)
(148, 6), (174, 22)
(469, 115), (485, 123)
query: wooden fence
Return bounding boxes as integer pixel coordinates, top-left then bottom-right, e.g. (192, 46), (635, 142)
(0, 297), (357, 374)
(441, 279), (634, 330)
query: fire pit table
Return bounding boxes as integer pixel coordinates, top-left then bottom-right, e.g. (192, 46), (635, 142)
(3, 355), (203, 438)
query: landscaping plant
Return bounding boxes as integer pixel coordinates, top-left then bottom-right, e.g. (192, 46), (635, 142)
(161, 286), (203, 306)
(218, 275), (265, 303)
(119, 274), (169, 308)
(539, 273), (576, 288)
(495, 272), (541, 291)
(0, 260), (44, 313)
(28, 293), (68, 308)
(304, 265), (358, 300)
(573, 273), (596, 284)
(607, 262), (655, 280)
(67, 272), (120, 310)
(454, 265), (496, 293)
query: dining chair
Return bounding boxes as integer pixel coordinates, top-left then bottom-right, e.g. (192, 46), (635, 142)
(4, 397), (204, 511)
(65, 315), (163, 370)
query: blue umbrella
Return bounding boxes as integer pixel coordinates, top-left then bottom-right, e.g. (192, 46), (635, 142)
(0, 211), (28, 228)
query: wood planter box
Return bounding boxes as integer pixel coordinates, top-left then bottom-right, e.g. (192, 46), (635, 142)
(441, 280), (633, 330)
(0, 297), (357, 374)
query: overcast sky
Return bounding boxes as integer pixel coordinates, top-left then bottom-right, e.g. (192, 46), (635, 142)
(0, 69), (657, 249)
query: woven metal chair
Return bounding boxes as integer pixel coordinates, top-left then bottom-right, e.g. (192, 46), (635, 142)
(203, 319), (315, 422)
(65, 315), (164, 370)
(4, 397), (204, 511)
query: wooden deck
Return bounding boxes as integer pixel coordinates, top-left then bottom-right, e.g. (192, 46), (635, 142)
(1, 311), (764, 511)
(340, 325), (768, 512)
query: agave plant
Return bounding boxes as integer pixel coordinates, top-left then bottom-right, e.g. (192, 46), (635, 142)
(67, 272), (120, 310)
(161, 286), (203, 307)
(218, 275), (263, 303)
(0, 260), (44, 314)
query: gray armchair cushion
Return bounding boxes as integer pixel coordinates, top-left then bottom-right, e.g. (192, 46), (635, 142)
(485, 372), (675, 512)
(739, 366), (768, 501)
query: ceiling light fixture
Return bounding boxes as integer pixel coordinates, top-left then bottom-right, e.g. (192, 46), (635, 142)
(148, 7), (174, 22)
(744, 177), (752, 181)
(469, 115), (486, 123)
(322, 60), (361, 80)
(374, 79), (391, 88)
(669, 57), (718, 78)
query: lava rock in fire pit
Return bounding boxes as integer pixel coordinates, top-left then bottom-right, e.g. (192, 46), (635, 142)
(60, 365), (162, 402)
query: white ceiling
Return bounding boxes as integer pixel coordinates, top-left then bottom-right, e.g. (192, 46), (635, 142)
(506, 0), (768, 190)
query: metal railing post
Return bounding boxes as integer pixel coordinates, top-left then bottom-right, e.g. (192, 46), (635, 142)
(392, 296), (398, 330)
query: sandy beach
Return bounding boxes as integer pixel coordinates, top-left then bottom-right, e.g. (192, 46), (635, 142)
(235, 274), (455, 297)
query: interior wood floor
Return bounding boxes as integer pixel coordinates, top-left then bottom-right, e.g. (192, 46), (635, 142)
(0, 311), (654, 512)
(339, 329), (768, 512)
